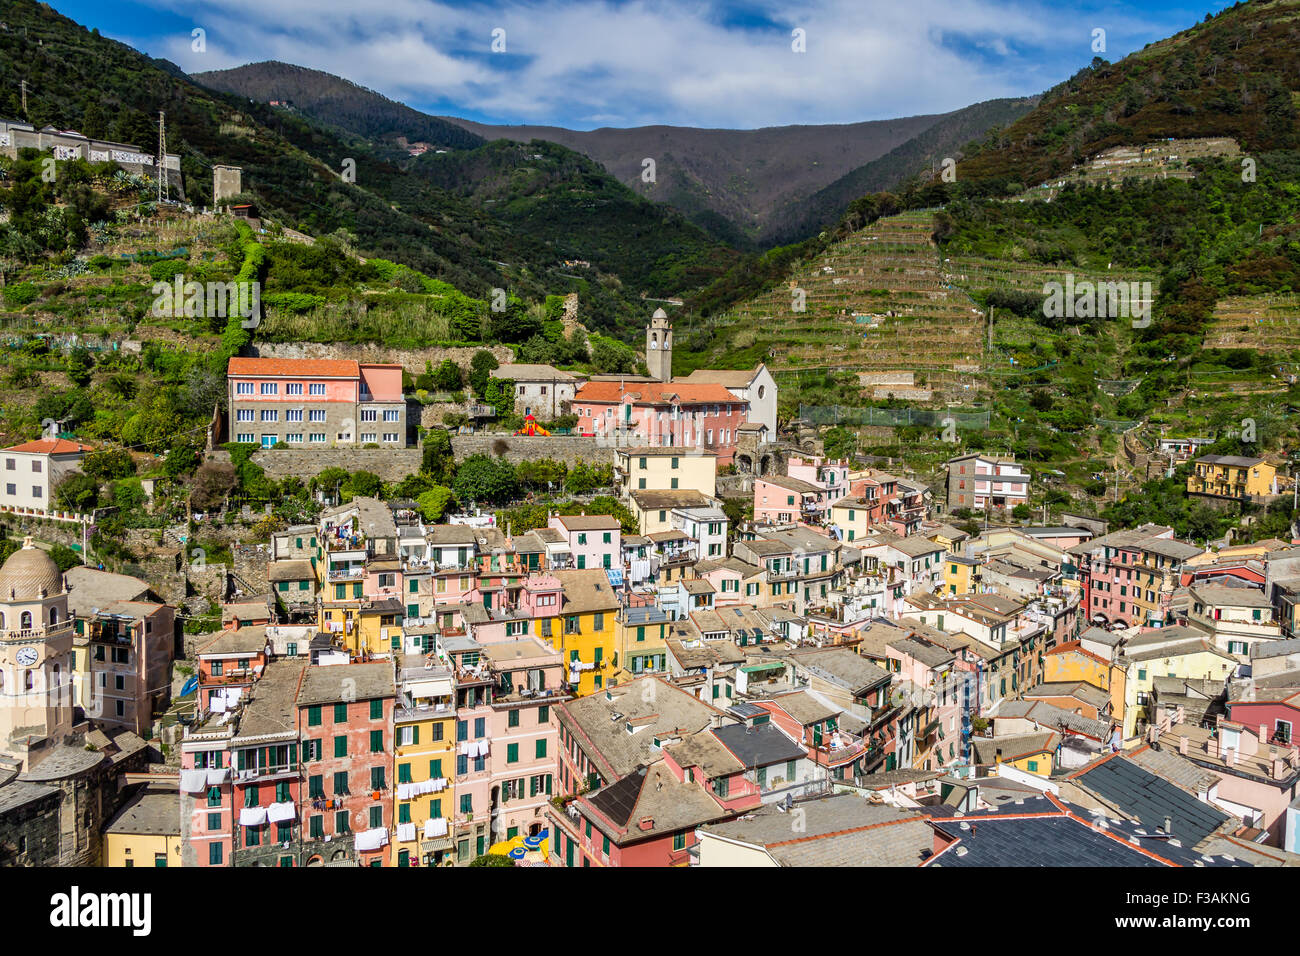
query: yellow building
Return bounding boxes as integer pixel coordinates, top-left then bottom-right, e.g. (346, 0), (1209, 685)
(319, 599), (405, 656)
(616, 605), (671, 678)
(391, 655), (457, 867)
(1120, 637), (1238, 738)
(1042, 641), (1126, 719)
(616, 447), (717, 498)
(926, 523), (970, 554)
(629, 489), (718, 536)
(1187, 455), (1279, 500)
(548, 569), (619, 695)
(104, 791), (183, 867)
(973, 732), (1060, 777)
(943, 554), (980, 596)
(827, 498), (875, 543)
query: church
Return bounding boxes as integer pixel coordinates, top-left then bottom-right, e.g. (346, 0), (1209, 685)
(0, 539), (150, 865)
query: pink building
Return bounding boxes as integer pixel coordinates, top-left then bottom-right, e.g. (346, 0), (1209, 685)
(753, 475), (822, 525)
(180, 715), (236, 866)
(484, 638), (565, 842)
(884, 634), (964, 771)
(572, 381), (747, 466)
(227, 357), (407, 448)
(787, 456), (851, 508)
(549, 514), (621, 571)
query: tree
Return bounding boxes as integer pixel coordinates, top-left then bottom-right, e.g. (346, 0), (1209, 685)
(452, 454), (519, 506)
(82, 447), (136, 482)
(1012, 503), (1033, 520)
(421, 430), (454, 484)
(190, 462), (237, 511)
(470, 350), (499, 397)
(432, 359), (464, 392)
(54, 472), (100, 511)
(590, 336), (635, 374)
(487, 297), (543, 344)
(48, 544), (82, 573)
(66, 347), (94, 388)
(343, 471), (383, 502)
(469, 854), (514, 867)
(822, 426), (857, 461)
(416, 486), (455, 522)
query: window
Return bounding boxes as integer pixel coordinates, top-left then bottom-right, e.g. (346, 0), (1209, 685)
(236, 382), (254, 395)
(209, 843), (223, 865)
(309, 409), (326, 423)
(307, 705), (322, 727)
(673, 831), (686, 852)
(236, 408), (255, 422)
(538, 705), (549, 724)
(287, 383), (303, 395)
(309, 775), (324, 798)
(370, 699), (383, 720)
(535, 739), (547, 759)
(333, 771), (348, 795)
(507, 743), (519, 764)
(309, 383), (326, 396)
(371, 766), (386, 791)
(260, 382), (277, 395)
(336, 810), (350, 833)
(309, 815), (324, 839)
(334, 736), (347, 758)
(383, 410), (400, 422)
(334, 703), (348, 723)
(508, 709), (519, 728)
(367, 730), (382, 753)
(460, 794), (473, 814)
(360, 409), (377, 422)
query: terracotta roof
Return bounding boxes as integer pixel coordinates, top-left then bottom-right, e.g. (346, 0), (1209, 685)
(4, 438), (92, 454)
(228, 357), (360, 378)
(574, 380), (739, 405)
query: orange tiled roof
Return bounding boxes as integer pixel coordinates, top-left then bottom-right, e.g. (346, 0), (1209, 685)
(574, 380), (739, 405)
(4, 438), (93, 455)
(228, 357), (360, 378)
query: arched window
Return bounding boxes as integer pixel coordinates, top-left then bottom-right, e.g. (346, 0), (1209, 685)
(24, 670), (33, 691)
(0, 669), (5, 692)
(49, 607), (59, 625)
(0, 611), (5, 628)
(20, 611), (32, 629)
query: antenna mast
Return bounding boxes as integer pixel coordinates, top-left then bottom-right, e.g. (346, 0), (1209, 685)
(157, 110), (169, 205)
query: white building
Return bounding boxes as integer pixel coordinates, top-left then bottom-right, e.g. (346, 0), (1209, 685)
(0, 438), (93, 514)
(489, 364), (582, 420)
(671, 505), (729, 561)
(675, 364), (778, 436)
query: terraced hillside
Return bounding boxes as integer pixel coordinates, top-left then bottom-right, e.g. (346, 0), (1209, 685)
(1016, 137), (1241, 201)
(1207, 294), (1300, 356)
(695, 210), (987, 401)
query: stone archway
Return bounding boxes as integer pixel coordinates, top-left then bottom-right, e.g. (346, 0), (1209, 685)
(758, 454), (773, 477)
(737, 454), (753, 474)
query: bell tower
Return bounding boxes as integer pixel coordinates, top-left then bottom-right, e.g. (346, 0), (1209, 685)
(646, 308), (673, 382)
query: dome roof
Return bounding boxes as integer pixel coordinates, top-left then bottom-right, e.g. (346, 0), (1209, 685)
(0, 538), (64, 602)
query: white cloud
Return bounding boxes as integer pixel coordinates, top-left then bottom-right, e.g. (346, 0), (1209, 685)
(120, 0), (1188, 128)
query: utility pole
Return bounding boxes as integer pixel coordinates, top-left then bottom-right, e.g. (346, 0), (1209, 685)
(19, 79), (27, 118)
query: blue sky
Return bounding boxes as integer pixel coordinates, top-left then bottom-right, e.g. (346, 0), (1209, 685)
(55, 0), (1237, 129)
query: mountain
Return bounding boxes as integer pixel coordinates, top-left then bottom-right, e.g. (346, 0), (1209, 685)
(762, 96), (1038, 245)
(194, 61), (484, 152)
(0, 1), (739, 340)
(444, 113), (945, 245)
(946, 0), (1300, 189)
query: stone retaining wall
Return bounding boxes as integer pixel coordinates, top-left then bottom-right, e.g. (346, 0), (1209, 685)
(251, 341), (512, 370)
(252, 448), (424, 482)
(450, 434), (611, 466)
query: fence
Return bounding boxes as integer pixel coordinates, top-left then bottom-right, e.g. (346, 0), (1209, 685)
(799, 405), (991, 429)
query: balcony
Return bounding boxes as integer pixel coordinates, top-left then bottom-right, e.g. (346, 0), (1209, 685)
(327, 567), (365, 582)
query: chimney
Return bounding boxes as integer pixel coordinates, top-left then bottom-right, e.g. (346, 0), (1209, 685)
(1163, 815), (1172, 835)
(1225, 747), (1237, 767)
(1260, 724), (1269, 744)
(1178, 735), (1188, 756)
